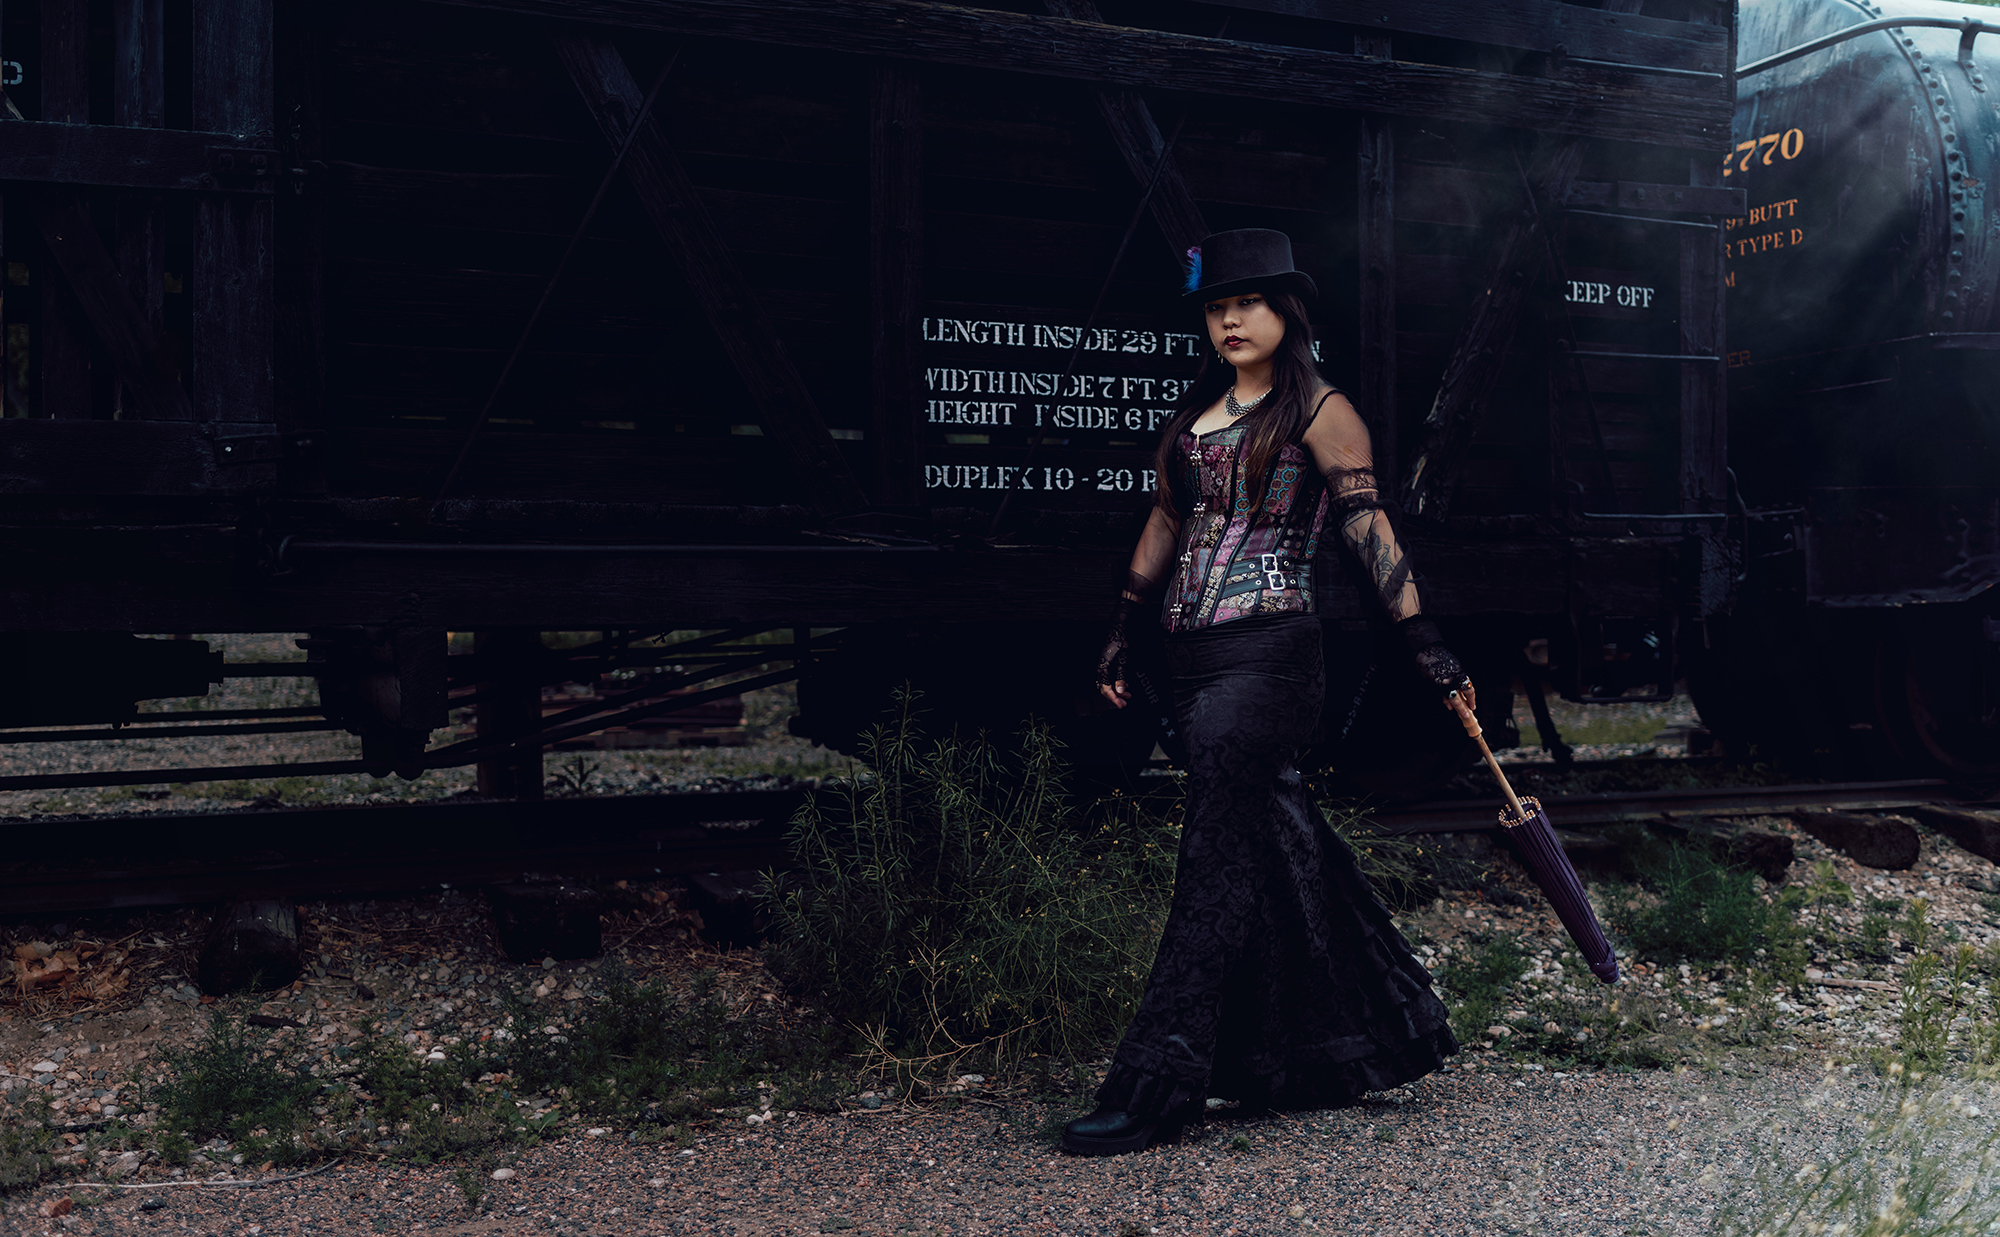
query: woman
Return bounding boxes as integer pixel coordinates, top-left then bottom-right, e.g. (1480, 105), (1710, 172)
(1065, 229), (1471, 1156)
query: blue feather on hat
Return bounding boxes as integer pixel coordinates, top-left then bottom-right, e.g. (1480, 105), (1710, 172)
(1182, 246), (1202, 293)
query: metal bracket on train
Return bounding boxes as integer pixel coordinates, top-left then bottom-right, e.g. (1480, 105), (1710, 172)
(1961, 22), (1990, 91)
(211, 432), (290, 468)
(204, 146), (282, 192)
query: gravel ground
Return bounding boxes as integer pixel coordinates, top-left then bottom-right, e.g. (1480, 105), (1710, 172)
(7, 812), (2000, 1235)
(4, 1066), (1995, 1237)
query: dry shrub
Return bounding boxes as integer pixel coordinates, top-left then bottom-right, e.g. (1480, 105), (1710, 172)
(762, 689), (1178, 1074)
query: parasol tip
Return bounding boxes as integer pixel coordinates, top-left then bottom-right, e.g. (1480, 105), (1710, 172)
(1589, 958), (1621, 984)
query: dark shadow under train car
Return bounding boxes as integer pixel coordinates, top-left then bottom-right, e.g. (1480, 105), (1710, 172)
(0, 0), (1742, 797)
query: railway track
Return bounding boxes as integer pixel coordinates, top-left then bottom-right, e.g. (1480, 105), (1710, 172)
(1, 775), (1993, 917)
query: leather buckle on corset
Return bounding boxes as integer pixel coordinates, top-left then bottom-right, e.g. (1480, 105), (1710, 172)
(1258, 552), (1294, 592)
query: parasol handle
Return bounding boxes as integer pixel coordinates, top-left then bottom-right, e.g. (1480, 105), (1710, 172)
(1448, 690), (1528, 823)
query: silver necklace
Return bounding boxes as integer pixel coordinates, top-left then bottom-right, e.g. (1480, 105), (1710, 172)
(1225, 385), (1268, 418)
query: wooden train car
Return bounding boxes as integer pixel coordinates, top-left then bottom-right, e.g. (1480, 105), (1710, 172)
(0, 0), (1741, 791)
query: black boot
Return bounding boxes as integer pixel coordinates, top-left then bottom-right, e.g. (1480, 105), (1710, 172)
(1060, 1107), (1179, 1156)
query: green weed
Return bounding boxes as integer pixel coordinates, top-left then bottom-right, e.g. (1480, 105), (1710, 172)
(451, 1166), (485, 1210)
(152, 1012), (320, 1165)
(496, 967), (842, 1122)
(0, 1089), (57, 1191)
(547, 754), (602, 797)
(763, 689), (1178, 1073)
(1327, 807), (1463, 912)
(1438, 933), (1531, 1044)
(1621, 840), (1793, 965)
(1806, 860), (1852, 906)
(1860, 915), (1892, 960)
(1906, 898), (1936, 953)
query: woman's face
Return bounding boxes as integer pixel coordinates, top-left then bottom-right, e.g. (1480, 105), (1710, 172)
(1203, 290), (1286, 369)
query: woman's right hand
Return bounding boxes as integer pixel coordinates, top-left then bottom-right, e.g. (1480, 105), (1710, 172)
(1095, 632), (1132, 709)
(1096, 570), (1157, 710)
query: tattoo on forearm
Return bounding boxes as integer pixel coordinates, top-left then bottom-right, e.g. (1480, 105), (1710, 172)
(1324, 465), (1416, 620)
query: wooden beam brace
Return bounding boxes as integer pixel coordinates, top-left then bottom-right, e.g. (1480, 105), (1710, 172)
(115, 0), (169, 423)
(1190, 0), (1729, 76)
(0, 419), (279, 495)
(425, 0), (1731, 150)
(275, 0), (331, 457)
(1403, 141), (1585, 524)
(31, 188), (193, 422)
(869, 64), (924, 507)
(194, 0), (277, 425)
(1678, 160), (1727, 513)
(1355, 34), (1395, 497)
(554, 34), (867, 513)
(39, 0), (94, 420)
(1564, 180), (1744, 216)
(0, 122), (278, 193)
(1042, 0), (1207, 258)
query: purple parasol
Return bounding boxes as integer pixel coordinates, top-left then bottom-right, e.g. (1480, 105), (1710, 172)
(1449, 694), (1619, 984)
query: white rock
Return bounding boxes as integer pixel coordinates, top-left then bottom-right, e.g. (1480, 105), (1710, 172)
(425, 1050), (446, 1061)
(647, 1178), (666, 1187)
(101, 1105), (120, 1118)
(586, 1128), (609, 1137)
(30, 1062), (57, 1073)
(490, 1168), (515, 1181)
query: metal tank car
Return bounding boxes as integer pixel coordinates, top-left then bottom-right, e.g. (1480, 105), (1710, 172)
(1693, 0), (2000, 781)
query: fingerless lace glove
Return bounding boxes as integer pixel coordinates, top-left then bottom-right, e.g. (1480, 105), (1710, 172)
(1096, 571), (1159, 688)
(1397, 615), (1470, 695)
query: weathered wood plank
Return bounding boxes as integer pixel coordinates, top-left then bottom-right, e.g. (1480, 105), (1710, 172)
(0, 121), (272, 192)
(1565, 180), (1745, 217)
(1679, 164), (1727, 512)
(1404, 142), (1585, 524)
(194, 0), (277, 425)
(39, 0), (90, 126)
(31, 189), (195, 423)
(114, 0), (169, 422)
(1195, 0), (1729, 75)
(277, 0), (331, 454)
(39, 0), (94, 420)
(1356, 39), (1396, 496)
(425, 0), (1732, 149)
(0, 420), (277, 495)
(113, 0), (167, 129)
(870, 64), (924, 507)
(324, 426), (791, 503)
(553, 33), (867, 513)
(1042, 0), (1207, 258)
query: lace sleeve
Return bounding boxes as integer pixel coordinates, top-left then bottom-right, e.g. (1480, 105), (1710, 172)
(1324, 464), (1417, 623)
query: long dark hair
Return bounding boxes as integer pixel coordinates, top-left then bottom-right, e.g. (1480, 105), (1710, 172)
(1153, 290), (1324, 519)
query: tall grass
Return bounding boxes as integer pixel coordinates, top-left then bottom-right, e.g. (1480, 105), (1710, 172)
(761, 689), (1178, 1073)
(1709, 1073), (2000, 1237)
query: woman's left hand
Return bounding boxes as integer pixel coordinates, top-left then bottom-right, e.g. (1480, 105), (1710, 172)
(1397, 615), (1473, 706)
(1443, 681), (1477, 716)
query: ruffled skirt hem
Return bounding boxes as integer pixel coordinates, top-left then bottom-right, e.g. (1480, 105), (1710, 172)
(1097, 1022), (1458, 1121)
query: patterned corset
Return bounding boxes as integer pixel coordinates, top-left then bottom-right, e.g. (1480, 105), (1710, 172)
(1163, 423), (1329, 633)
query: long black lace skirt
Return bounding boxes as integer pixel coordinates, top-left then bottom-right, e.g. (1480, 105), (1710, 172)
(1097, 613), (1457, 1123)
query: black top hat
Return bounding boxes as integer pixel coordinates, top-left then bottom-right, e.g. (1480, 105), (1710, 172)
(1182, 228), (1317, 302)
